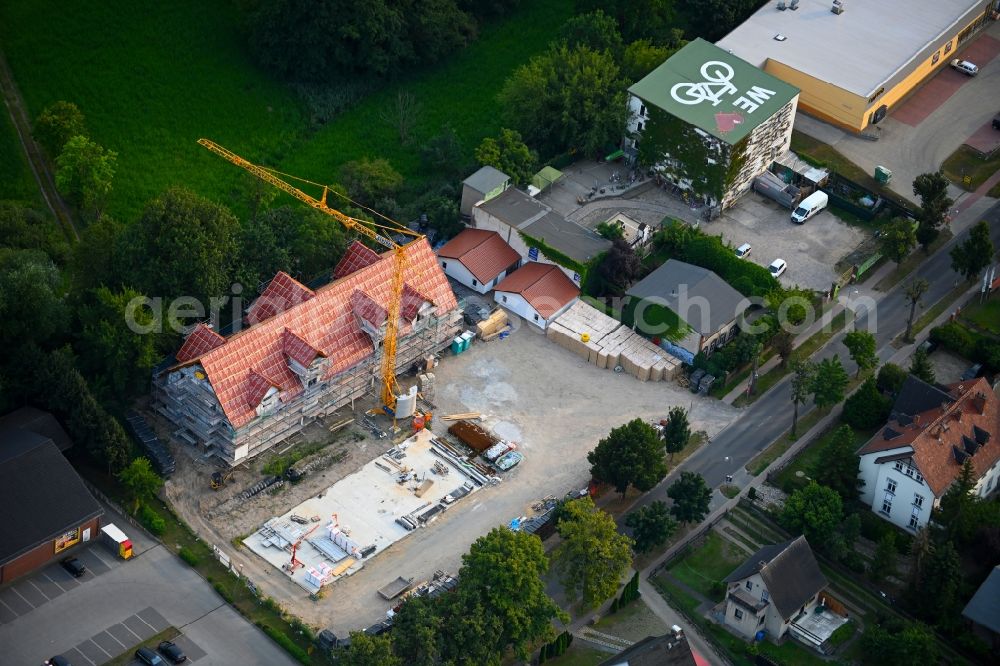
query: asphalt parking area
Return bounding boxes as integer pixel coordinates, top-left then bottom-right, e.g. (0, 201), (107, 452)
(710, 193), (866, 291)
(58, 607), (208, 666)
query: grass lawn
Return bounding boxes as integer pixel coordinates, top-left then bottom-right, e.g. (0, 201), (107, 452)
(941, 144), (1000, 191)
(668, 532), (748, 599)
(0, 98), (39, 203)
(0, 0), (572, 222)
(960, 293), (1000, 335)
(772, 422), (875, 492)
(909, 282), (971, 338)
(542, 643), (609, 666)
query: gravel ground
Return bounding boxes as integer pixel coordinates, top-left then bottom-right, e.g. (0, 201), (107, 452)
(928, 348), (974, 383)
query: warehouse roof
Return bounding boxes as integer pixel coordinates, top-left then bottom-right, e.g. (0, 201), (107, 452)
(477, 189), (610, 264)
(716, 0), (986, 97)
(0, 425), (103, 565)
(495, 262), (579, 318)
(627, 260), (747, 336)
(463, 166), (509, 194)
(437, 229), (521, 284)
(629, 38), (798, 144)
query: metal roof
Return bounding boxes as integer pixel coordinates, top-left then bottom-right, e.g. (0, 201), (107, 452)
(963, 566), (1000, 634)
(716, 0), (988, 97)
(462, 166), (510, 194)
(628, 38), (798, 144)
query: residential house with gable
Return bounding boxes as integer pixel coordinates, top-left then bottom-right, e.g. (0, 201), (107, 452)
(436, 228), (521, 294)
(857, 375), (1000, 532)
(153, 240), (461, 465)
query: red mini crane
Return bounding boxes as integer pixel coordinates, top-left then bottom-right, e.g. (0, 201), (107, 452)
(289, 524), (319, 571)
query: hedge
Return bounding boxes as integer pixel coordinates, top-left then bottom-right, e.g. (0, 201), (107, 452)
(259, 623), (311, 665)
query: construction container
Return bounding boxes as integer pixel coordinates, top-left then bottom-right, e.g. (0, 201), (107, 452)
(396, 386), (418, 418)
(874, 165), (892, 184)
(100, 523), (133, 560)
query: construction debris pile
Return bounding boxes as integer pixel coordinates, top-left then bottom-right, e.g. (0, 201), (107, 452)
(546, 301), (682, 382)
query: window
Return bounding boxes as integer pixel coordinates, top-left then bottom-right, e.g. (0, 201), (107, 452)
(894, 461), (903, 472)
(761, 589), (769, 603)
(909, 513), (920, 529)
(533, 313), (540, 322)
(492, 277), (499, 287)
(733, 608), (744, 621)
(472, 279), (478, 286)
(501, 295), (507, 303)
(913, 494), (924, 509)
(308, 377), (317, 387)
(758, 615), (765, 625)
(637, 121), (645, 132)
(639, 104), (647, 116)
(915, 472), (924, 484)
(882, 497), (893, 515)
(886, 478), (897, 494)
(745, 580), (753, 591)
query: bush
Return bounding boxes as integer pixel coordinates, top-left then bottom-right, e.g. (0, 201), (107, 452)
(178, 547), (200, 567)
(213, 582), (233, 603)
(843, 551), (867, 573)
(260, 624), (311, 665)
(876, 363), (907, 396)
(138, 503), (166, 535)
(930, 322), (976, 357)
(843, 377), (891, 429)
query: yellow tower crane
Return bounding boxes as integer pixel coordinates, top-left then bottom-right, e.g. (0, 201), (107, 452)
(198, 138), (423, 413)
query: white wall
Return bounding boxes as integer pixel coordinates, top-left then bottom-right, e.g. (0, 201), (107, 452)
(472, 207), (582, 286)
(494, 291), (547, 329)
(439, 259), (502, 294)
(866, 456), (934, 531)
(975, 459), (1000, 498)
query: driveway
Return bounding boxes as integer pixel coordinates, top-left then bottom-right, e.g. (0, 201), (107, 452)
(0, 504), (296, 666)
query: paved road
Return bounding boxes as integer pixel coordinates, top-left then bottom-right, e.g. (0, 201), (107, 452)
(640, 201), (1000, 504)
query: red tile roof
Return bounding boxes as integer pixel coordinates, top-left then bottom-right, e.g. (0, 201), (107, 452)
(245, 369), (278, 408)
(351, 290), (388, 329)
(281, 328), (323, 367)
(437, 228), (520, 284)
(858, 378), (1000, 496)
(494, 262), (579, 318)
(171, 239), (456, 429)
(333, 241), (381, 279)
(246, 272), (315, 325)
(176, 323), (226, 362)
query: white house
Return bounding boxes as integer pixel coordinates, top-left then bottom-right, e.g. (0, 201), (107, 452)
(857, 376), (1000, 532)
(436, 228), (521, 294)
(723, 536), (846, 648)
(493, 262), (579, 330)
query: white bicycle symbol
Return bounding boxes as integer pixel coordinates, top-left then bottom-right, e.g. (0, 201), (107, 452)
(670, 61), (737, 107)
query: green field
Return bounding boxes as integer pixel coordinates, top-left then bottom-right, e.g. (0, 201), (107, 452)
(0, 98), (39, 203)
(0, 0), (573, 222)
(668, 532), (748, 599)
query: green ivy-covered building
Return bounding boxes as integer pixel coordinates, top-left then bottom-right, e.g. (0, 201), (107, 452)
(626, 38), (799, 211)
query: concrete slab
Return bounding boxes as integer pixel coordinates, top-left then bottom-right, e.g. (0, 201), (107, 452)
(0, 587), (33, 615)
(0, 599), (17, 624)
(136, 606), (170, 633)
(792, 607), (849, 643)
(107, 622), (141, 647)
(172, 633), (208, 662)
(123, 614), (156, 641)
(244, 428), (483, 592)
(13, 580), (47, 608)
(90, 629), (125, 656)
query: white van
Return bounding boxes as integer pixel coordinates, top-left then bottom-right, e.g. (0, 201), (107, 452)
(791, 191), (829, 224)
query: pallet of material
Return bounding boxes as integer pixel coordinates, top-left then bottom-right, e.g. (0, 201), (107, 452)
(476, 309), (509, 340)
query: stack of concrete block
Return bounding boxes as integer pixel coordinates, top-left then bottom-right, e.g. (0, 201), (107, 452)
(546, 302), (682, 382)
(418, 372), (436, 400)
(476, 309), (509, 340)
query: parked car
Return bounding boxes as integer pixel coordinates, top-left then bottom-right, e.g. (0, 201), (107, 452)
(949, 59), (979, 76)
(43, 657), (72, 666)
(60, 557), (86, 578)
(735, 242), (752, 258)
(791, 191), (829, 224)
(135, 647), (165, 666)
(993, 111), (1000, 130)
(918, 338), (938, 355)
(364, 621), (392, 637)
(961, 363), (984, 381)
(769, 258), (787, 278)
(316, 630), (338, 651)
(157, 641), (187, 664)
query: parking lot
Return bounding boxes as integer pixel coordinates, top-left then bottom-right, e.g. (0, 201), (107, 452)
(0, 504), (296, 666)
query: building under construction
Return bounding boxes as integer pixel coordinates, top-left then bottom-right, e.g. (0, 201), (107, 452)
(153, 240), (461, 465)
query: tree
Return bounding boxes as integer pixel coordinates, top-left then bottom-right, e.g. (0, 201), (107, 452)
(912, 171), (953, 252)
(558, 10), (623, 57)
(118, 457), (163, 513)
(390, 595), (440, 666)
(843, 330), (878, 377)
(622, 39), (673, 82)
(781, 481), (843, 551)
(34, 100), (86, 156)
(340, 158), (404, 203)
(380, 90), (423, 145)
(661, 406), (690, 462)
(454, 528), (565, 660)
(908, 346), (935, 384)
(55, 135), (116, 219)
(842, 377), (891, 430)
(862, 620), (939, 666)
(877, 363), (907, 396)
(903, 278), (929, 342)
(340, 632), (401, 666)
(0, 249), (68, 353)
(790, 359), (816, 437)
(812, 356), (849, 409)
(813, 425), (862, 502)
(598, 239), (641, 294)
(870, 532), (898, 583)
(773, 330), (795, 368)
(474, 128), (537, 186)
(123, 187), (240, 308)
(625, 501), (677, 553)
(879, 217), (916, 264)
(420, 125), (469, 179)
(551, 497), (633, 608)
(0, 201), (70, 264)
(588, 419), (668, 497)
(579, 0), (679, 43)
(936, 459), (979, 544)
(950, 220), (994, 282)
(918, 541), (962, 623)
(666, 472), (712, 524)
(499, 44), (626, 157)
(678, 0), (762, 41)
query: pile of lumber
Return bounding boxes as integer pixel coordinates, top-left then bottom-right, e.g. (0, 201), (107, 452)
(546, 301), (681, 382)
(476, 309), (509, 340)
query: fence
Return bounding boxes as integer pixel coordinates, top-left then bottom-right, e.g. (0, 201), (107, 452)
(823, 173), (915, 222)
(83, 480), (158, 542)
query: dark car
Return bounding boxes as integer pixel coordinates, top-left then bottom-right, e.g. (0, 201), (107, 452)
(993, 112), (1000, 130)
(157, 640), (187, 663)
(135, 646), (164, 666)
(60, 557), (86, 578)
(316, 630), (338, 650)
(43, 657), (72, 666)
(363, 620), (391, 637)
(917, 338), (938, 355)
(961, 363), (984, 381)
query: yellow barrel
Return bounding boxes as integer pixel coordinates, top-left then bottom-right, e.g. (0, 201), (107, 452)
(581, 332), (591, 342)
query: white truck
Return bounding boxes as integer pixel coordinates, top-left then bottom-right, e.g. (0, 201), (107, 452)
(791, 191), (829, 224)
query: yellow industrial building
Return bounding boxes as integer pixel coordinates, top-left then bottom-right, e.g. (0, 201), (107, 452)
(717, 0), (998, 132)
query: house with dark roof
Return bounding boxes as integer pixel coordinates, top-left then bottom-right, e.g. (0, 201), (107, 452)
(962, 565), (1000, 650)
(722, 536), (845, 647)
(493, 262), (580, 330)
(626, 259), (748, 356)
(857, 375), (1000, 532)
(154, 239), (461, 465)
(436, 228), (521, 294)
(599, 626), (702, 666)
(0, 409), (103, 583)
(461, 166), (510, 217)
(471, 187), (610, 286)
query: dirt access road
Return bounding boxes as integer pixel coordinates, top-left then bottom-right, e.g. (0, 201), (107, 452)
(163, 323), (738, 635)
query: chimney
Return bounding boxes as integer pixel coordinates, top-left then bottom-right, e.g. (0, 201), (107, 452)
(954, 408), (963, 423)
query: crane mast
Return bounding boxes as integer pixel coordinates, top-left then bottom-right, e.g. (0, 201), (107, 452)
(198, 138), (418, 410)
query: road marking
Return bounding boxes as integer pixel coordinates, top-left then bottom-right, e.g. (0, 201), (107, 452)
(87, 546), (116, 569)
(10, 585), (36, 609)
(26, 579), (52, 602)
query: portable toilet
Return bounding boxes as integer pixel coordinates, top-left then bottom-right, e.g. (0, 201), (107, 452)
(874, 166), (892, 184)
(460, 330), (475, 351)
(100, 523), (134, 560)
(450, 337), (464, 355)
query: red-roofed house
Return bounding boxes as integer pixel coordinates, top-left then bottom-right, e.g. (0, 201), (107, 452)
(493, 262), (579, 330)
(436, 228), (521, 294)
(857, 376), (1000, 532)
(154, 239), (460, 465)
